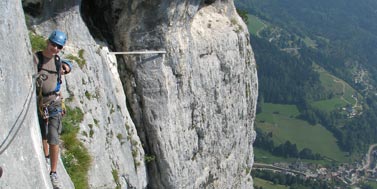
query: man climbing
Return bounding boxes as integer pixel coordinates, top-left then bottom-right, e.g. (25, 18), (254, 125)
(33, 30), (72, 188)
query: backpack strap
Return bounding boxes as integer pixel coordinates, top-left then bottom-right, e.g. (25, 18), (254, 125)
(35, 51), (62, 92)
(54, 55), (62, 84)
(36, 51), (44, 72)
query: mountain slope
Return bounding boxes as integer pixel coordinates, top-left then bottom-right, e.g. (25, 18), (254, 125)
(237, 0), (377, 87)
(236, 0), (377, 155)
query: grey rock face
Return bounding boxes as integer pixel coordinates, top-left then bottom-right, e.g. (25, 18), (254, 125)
(0, 1), (73, 189)
(2, 0), (257, 188)
(108, 1), (258, 188)
(33, 1), (148, 188)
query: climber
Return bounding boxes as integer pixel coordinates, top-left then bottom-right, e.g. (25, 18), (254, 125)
(33, 30), (71, 188)
(0, 166), (2, 178)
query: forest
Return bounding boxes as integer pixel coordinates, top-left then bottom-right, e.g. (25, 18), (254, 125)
(236, 0), (377, 155)
(254, 128), (323, 160)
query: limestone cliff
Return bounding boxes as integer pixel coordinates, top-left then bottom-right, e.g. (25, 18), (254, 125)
(1, 0), (257, 188)
(0, 1), (74, 188)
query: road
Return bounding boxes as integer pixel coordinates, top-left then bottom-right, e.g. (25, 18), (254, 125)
(253, 163), (307, 176)
(361, 144), (377, 170)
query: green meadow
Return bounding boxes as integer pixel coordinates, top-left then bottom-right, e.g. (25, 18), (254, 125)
(253, 177), (289, 189)
(246, 14), (267, 36)
(302, 36), (317, 48)
(256, 103), (348, 162)
(312, 64), (359, 113)
(254, 148), (304, 164)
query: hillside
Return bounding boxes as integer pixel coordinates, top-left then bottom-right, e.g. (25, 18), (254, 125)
(237, 0), (377, 92)
(236, 0), (377, 156)
(235, 0), (377, 188)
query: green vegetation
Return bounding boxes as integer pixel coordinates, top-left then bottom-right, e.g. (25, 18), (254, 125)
(66, 49), (86, 69)
(116, 133), (125, 145)
(256, 103), (348, 162)
(124, 123), (141, 166)
(62, 106), (91, 189)
(252, 36), (323, 105)
(236, 9), (248, 24)
(254, 148), (326, 165)
(311, 99), (346, 113)
(252, 170), (341, 189)
(259, 103), (300, 118)
(88, 124), (94, 138)
(316, 67), (344, 95)
(112, 169), (121, 189)
(85, 91), (91, 100)
(308, 64), (362, 115)
(246, 14), (266, 36)
(230, 17), (243, 33)
(255, 127), (324, 160)
(235, 0), (377, 187)
(254, 148), (295, 164)
(25, 14), (32, 29)
(249, 28), (373, 155)
(362, 180), (377, 189)
(144, 155), (156, 163)
(315, 65), (358, 103)
(253, 177), (289, 189)
(78, 49), (86, 67)
(302, 36), (317, 49)
(29, 32), (46, 52)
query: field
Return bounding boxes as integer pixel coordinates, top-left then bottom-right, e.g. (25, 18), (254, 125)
(302, 36), (317, 48)
(312, 64), (359, 112)
(253, 177), (289, 189)
(256, 103), (348, 162)
(254, 148), (333, 166)
(246, 14), (267, 36)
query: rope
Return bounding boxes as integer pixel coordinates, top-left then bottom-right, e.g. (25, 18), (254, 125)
(0, 78), (36, 155)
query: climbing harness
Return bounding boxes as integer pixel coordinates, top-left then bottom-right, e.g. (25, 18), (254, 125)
(36, 73), (62, 137)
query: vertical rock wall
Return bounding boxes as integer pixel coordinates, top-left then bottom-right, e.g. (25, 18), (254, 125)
(3, 0), (257, 188)
(32, 1), (148, 188)
(110, 1), (258, 188)
(0, 1), (73, 188)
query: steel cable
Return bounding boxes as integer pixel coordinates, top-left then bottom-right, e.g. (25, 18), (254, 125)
(0, 78), (36, 155)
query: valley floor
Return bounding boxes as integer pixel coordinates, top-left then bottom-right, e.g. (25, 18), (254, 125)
(253, 144), (377, 187)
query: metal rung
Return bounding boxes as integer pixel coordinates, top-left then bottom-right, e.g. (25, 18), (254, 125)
(108, 51), (166, 55)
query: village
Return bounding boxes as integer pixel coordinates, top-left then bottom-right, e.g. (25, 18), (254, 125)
(254, 145), (377, 187)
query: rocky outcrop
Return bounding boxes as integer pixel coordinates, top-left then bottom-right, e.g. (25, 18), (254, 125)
(2, 0), (257, 188)
(85, 0), (258, 188)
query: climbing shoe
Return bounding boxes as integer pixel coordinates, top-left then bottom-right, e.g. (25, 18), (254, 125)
(50, 172), (61, 189)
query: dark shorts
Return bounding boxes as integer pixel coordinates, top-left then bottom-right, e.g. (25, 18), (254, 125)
(38, 107), (62, 145)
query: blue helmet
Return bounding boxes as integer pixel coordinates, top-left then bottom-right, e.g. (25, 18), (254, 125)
(49, 30), (67, 46)
(62, 59), (73, 73)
